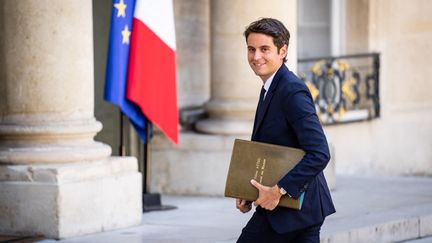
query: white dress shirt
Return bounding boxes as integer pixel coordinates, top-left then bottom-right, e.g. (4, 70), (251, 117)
(262, 71), (276, 100)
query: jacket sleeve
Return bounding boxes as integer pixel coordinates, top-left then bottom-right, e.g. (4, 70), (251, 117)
(277, 83), (330, 199)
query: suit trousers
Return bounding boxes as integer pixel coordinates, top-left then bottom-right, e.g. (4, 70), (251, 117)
(237, 209), (323, 243)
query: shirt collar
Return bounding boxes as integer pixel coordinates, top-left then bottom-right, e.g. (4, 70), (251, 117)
(263, 71), (276, 93)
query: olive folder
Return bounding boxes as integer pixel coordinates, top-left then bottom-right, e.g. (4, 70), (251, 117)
(224, 139), (306, 210)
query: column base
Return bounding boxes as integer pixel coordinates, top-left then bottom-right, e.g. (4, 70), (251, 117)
(195, 118), (254, 135)
(0, 157), (142, 239)
(0, 142), (111, 164)
(195, 98), (256, 135)
(0, 120), (112, 164)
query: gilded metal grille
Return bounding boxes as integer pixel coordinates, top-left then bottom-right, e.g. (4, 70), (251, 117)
(298, 53), (380, 125)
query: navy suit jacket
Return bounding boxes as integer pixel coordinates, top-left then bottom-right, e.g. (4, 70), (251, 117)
(252, 64), (336, 233)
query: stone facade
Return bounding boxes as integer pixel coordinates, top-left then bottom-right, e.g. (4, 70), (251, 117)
(1, 0), (431, 238)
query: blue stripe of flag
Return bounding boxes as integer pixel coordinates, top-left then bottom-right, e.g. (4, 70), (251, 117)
(104, 0), (149, 143)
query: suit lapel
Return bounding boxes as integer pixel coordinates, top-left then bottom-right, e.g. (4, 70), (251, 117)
(253, 90), (274, 137)
(252, 65), (288, 138)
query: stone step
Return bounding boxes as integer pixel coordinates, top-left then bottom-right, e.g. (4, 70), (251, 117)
(322, 205), (432, 242)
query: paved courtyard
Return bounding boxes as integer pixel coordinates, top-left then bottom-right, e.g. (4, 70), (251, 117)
(36, 175), (432, 243)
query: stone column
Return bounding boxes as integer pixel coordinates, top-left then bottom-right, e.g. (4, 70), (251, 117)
(0, 0), (110, 164)
(0, 0), (142, 238)
(174, 0), (211, 109)
(196, 0), (298, 135)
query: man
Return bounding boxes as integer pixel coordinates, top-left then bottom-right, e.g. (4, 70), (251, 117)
(236, 18), (336, 243)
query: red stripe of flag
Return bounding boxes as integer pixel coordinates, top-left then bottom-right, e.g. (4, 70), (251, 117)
(126, 18), (178, 144)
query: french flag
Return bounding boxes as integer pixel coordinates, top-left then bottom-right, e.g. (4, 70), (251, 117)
(105, 0), (179, 144)
(128, 0), (178, 144)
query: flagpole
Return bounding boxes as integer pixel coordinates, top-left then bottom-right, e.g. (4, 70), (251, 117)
(143, 122), (149, 193)
(142, 121), (176, 212)
(119, 111), (126, 156)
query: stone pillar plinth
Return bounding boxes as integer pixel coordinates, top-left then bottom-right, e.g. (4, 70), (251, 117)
(196, 0), (298, 135)
(0, 0), (142, 238)
(0, 157), (142, 239)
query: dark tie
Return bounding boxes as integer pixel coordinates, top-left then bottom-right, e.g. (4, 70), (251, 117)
(259, 86), (266, 102)
(252, 86), (266, 135)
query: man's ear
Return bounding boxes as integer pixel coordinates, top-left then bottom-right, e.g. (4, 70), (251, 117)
(279, 44), (288, 59)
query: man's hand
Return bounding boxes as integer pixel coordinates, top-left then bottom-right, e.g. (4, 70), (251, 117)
(236, 199), (252, 213)
(250, 179), (282, 211)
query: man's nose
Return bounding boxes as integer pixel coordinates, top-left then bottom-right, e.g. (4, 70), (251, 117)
(253, 51), (262, 60)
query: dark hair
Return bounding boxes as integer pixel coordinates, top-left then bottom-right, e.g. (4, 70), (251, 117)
(244, 18), (290, 63)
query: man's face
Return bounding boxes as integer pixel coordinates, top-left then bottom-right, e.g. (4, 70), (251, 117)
(247, 33), (287, 82)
